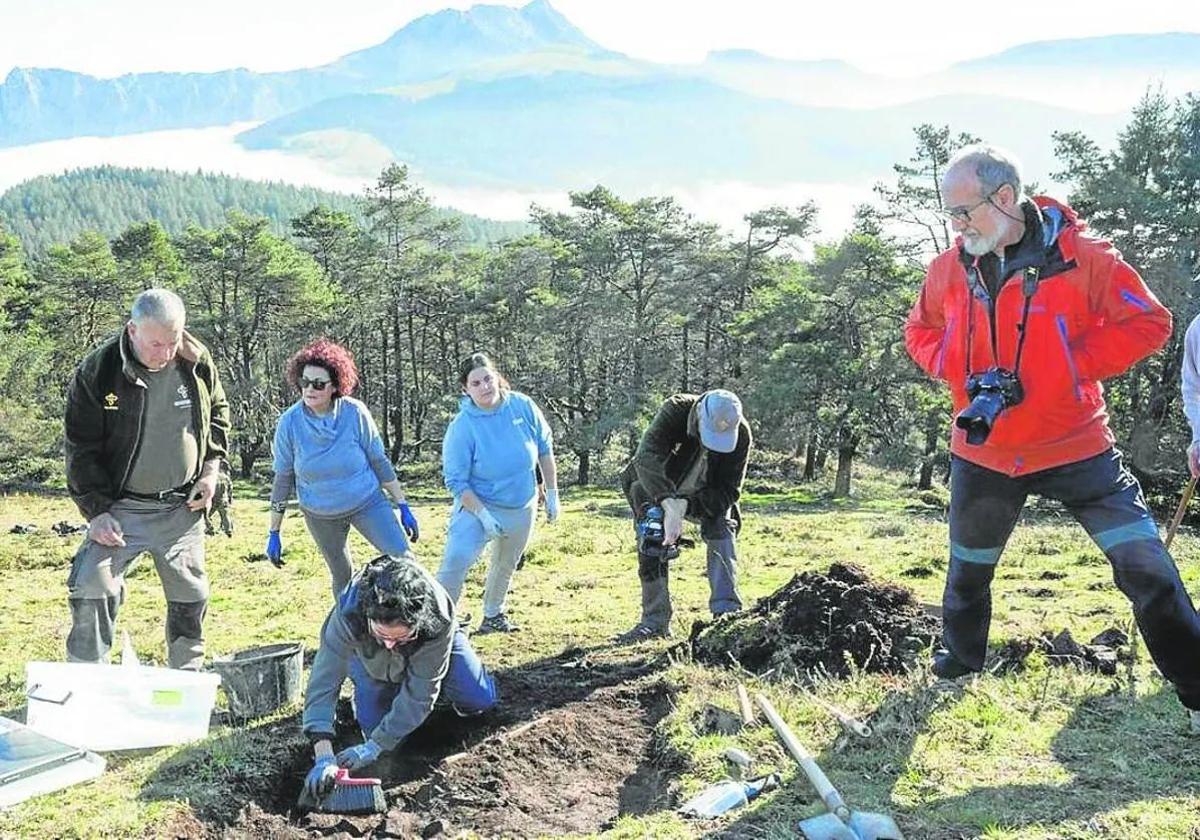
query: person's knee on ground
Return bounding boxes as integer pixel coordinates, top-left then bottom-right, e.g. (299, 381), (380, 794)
(439, 630), (500, 715)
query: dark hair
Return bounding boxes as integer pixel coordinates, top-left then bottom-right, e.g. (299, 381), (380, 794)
(359, 555), (438, 628)
(286, 338), (359, 397)
(458, 351), (509, 391)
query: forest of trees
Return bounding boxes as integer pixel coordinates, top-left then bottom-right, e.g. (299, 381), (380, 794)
(0, 167), (529, 254)
(1, 92), (1197, 498)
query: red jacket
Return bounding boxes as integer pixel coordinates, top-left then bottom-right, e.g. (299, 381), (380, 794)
(905, 197), (1171, 476)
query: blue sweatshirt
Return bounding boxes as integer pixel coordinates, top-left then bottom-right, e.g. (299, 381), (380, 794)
(270, 396), (397, 518)
(442, 390), (553, 509)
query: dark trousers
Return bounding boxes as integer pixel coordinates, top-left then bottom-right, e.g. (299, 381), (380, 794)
(945, 449), (1200, 708)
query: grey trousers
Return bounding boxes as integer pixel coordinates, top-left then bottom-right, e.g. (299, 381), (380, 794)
(302, 493), (412, 600)
(623, 475), (743, 630)
(437, 501), (536, 618)
(67, 497), (208, 670)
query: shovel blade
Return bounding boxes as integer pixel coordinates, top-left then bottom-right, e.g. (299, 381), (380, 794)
(848, 810), (905, 840)
(798, 813), (859, 840)
(799, 810), (904, 840)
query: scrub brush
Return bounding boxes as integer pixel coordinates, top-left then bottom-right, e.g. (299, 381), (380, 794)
(297, 768), (386, 815)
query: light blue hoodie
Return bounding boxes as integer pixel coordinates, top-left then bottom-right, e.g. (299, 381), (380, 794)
(442, 390), (553, 509)
(271, 396), (397, 517)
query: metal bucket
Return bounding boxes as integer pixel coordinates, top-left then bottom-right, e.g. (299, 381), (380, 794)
(212, 642), (303, 719)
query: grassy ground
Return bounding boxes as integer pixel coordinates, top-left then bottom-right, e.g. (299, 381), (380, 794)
(1, 466), (1199, 838)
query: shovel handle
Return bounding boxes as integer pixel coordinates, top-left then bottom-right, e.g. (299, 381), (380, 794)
(1165, 475), (1197, 551)
(736, 683), (756, 725)
(754, 693), (851, 821)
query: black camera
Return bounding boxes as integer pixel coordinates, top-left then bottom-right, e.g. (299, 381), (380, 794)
(956, 367), (1024, 445)
(636, 505), (680, 561)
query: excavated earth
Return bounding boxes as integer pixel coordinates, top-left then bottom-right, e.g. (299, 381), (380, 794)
(160, 648), (679, 839)
(151, 564), (941, 838)
(690, 562), (940, 679)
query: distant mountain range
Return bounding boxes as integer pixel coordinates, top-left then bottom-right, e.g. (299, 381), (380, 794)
(1, 1), (1197, 202)
(0, 0), (608, 147)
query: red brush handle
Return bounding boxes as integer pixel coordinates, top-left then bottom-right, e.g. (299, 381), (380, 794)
(334, 768), (381, 786)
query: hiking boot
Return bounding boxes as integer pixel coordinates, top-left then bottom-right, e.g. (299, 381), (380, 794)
(1189, 708), (1200, 736)
(931, 648), (974, 679)
(476, 613), (520, 634)
(613, 622), (672, 645)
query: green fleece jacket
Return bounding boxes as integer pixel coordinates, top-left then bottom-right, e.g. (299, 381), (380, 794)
(64, 327), (231, 520)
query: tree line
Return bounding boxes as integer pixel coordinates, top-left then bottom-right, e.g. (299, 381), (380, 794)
(1, 91), (1197, 497)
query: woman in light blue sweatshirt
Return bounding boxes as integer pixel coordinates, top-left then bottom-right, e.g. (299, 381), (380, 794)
(266, 339), (420, 598)
(438, 352), (559, 634)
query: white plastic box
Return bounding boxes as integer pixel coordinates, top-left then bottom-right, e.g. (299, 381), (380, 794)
(25, 662), (221, 752)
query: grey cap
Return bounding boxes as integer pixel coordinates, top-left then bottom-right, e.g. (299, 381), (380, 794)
(698, 390), (743, 453)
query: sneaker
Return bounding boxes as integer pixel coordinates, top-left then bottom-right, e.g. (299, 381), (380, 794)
(613, 623), (672, 644)
(931, 648), (975, 679)
(476, 613), (520, 634)
(1189, 708), (1200, 736)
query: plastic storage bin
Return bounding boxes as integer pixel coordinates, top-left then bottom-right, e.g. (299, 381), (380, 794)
(25, 661), (221, 752)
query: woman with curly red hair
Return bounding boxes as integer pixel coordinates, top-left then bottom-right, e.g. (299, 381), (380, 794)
(265, 338), (420, 598)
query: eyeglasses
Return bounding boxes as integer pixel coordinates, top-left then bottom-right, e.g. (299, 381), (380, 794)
(941, 188), (1000, 223)
(369, 620), (416, 646)
(299, 376), (331, 391)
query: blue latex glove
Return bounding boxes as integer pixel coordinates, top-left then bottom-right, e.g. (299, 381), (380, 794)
(265, 530), (284, 568)
(304, 754), (338, 799)
(396, 501), (420, 542)
(335, 738), (383, 771)
(544, 488), (560, 523)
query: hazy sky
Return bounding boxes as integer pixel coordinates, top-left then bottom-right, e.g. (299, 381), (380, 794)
(1, 0), (1196, 80)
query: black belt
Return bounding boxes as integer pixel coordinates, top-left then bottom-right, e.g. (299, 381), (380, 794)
(123, 483), (193, 502)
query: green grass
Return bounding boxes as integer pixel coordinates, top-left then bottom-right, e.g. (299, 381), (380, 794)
(1, 464), (1199, 838)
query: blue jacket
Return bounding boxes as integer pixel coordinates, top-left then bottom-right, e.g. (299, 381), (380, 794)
(442, 390), (553, 509)
(270, 396), (397, 517)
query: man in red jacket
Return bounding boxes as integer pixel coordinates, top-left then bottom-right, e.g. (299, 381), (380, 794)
(905, 144), (1200, 729)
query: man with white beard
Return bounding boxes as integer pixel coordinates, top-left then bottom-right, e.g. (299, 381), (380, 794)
(905, 144), (1200, 733)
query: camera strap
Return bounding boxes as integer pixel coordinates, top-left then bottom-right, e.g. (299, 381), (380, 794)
(964, 264), (1041, 379)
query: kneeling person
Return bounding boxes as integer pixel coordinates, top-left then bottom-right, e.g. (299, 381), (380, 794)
(617, 390), (752, 642)
(303, 554), (498, 796)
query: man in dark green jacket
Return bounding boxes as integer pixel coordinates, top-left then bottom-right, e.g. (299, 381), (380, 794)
(64, 288), (230, 669)
(616, 390), (751, 642)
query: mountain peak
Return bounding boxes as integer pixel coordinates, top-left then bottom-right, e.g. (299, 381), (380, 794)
(328, 1), (602, 81)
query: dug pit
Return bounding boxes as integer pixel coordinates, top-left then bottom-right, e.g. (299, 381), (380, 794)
(159, 650), (678, 838)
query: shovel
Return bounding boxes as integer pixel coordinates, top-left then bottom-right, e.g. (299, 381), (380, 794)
(755, 693), (904, 840)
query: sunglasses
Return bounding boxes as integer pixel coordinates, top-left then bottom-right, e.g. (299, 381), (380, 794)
(299, 376), (332, 391)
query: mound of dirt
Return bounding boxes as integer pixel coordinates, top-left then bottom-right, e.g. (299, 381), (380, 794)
(690, 562), (939, 679)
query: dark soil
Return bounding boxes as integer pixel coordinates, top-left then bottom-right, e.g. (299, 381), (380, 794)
(992, 628), (1129, 675)
(689, 562), (940, 679)
(163, 647), (679, 838)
